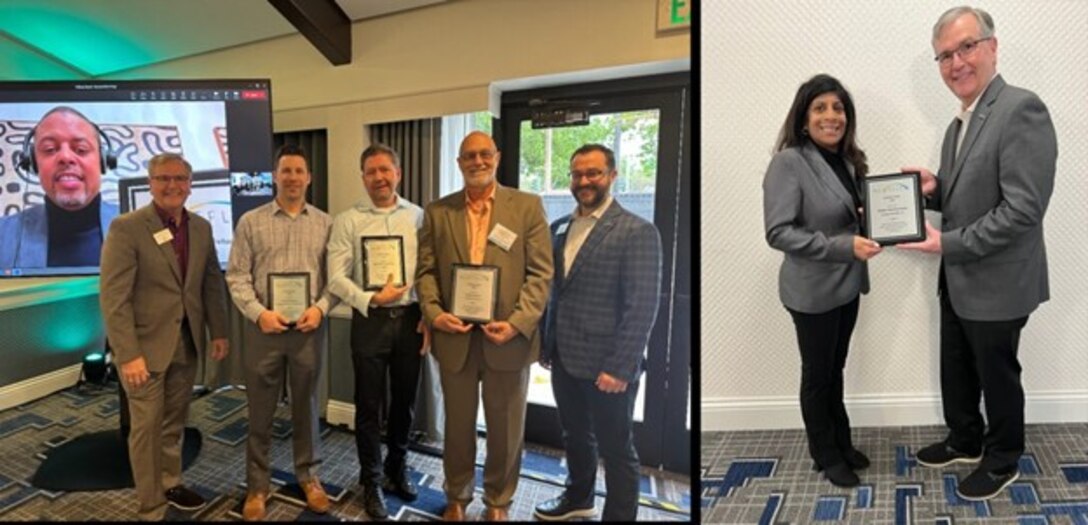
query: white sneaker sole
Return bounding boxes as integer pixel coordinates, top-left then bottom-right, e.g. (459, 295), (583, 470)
(916, 455), (982, 468)
(533, 507), (597, 521)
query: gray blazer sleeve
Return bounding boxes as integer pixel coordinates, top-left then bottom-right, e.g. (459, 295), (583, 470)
(763, 150), (855, 263)
(941, 95), (1057, 264)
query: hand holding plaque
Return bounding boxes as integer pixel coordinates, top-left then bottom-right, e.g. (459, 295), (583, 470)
(268, 273), (311, 326)
(362, 236), (406, 291)
(863, 172), (925, 245)
(450, 264), (499, 324)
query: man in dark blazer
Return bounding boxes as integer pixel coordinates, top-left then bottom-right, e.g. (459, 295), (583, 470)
(535, 144), (661, 522)
(416, 131), (553, 521)
(900, 6), (1057, 501)
(100, 153), (230, 520)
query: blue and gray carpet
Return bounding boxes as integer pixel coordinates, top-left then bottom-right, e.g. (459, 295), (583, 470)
(0, 384), (690, 521)
(702, 424), (1088, 524)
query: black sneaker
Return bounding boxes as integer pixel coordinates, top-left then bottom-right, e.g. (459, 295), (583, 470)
(382, 467), (418, 502)
(823, 462), (860, 488)
(533, 495), (596, 521)
(363, 483), (389, 520)
(956, 466), (1020, 501)
(164, 485), (207, 511)
(915, 441), (982, 468)
(843, 448), (871, 470)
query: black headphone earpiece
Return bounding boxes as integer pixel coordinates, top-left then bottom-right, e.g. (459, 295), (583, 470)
(14, 117), (117, 175)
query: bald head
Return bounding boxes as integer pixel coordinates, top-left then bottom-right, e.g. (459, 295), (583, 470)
(457, 131), (500, 191)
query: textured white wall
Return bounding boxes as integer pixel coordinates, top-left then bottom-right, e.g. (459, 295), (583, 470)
(703, 1), (1088, 429)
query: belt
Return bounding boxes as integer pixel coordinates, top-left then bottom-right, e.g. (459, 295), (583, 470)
(366, 303), (418, 319)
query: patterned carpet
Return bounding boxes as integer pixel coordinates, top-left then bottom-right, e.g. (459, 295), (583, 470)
(0, 384), (690, 521)
(702, 424), (1088, 524)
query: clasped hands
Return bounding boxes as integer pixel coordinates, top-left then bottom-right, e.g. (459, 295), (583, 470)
(432, 312), (519, 345)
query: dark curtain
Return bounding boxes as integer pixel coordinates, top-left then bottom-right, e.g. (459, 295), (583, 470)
(368, 118), (441, 208)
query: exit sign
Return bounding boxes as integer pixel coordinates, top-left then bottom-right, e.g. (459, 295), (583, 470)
(658, 0), (691, 32)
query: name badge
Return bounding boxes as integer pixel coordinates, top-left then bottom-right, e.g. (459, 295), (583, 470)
(488, 223), (518, 252)
(556, 222), (569, 235)
(153, 228), (174, 245)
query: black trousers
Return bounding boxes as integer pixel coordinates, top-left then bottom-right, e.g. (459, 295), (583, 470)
(939, 292), (1028, 473)
(787, 297), (859, 469)
(350, 304), (423, 486)
(551, 353), (640, 522)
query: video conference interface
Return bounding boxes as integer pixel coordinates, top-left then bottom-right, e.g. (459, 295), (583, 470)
(0, 79), (276, 277)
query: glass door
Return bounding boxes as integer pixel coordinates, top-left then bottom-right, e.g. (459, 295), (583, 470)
(497, 73), (691, 473)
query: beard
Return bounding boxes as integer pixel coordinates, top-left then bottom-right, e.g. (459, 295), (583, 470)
(573, 185), (605, 209)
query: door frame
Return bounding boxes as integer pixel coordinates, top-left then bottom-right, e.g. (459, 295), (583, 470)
(495, 72), (690, 474)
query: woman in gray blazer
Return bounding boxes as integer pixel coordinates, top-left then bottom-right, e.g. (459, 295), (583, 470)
(763, 74), (882, 488)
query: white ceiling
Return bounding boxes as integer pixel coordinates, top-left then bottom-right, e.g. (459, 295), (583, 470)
(0, 0), (447, 78)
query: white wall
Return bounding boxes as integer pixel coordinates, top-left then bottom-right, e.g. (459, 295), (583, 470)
(109, 0), (690, 216)
(702, 0), (1088, 430)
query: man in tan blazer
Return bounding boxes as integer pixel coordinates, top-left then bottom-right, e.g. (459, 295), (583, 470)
(416, 131), (553, 521)
(100, 153), (229, 521)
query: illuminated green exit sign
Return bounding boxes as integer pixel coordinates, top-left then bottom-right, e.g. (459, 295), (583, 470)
(658, 0), (691, 31)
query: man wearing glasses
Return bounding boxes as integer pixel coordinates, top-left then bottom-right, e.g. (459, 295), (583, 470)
(416, 131), (553, 521)
(535, 144), (661, 521)
(900, 6), (1057, 501)
(100, 153), (230, 520)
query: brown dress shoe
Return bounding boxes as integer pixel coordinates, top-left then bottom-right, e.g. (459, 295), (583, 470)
(442, 501), (465, 521)
(301, 477), (330, 514)
(242, 491), (267, 522)
(485, 506), (509, 521)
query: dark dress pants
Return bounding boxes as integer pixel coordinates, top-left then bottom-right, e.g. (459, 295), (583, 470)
(939, 292), (1028, 473)
(350, 304), (423, 486)
(787, 296), (859, 469)
(552, 353), (641, 522)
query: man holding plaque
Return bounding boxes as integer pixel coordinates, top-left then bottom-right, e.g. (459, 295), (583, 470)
(99, 153), (229, 520)
(326, 143), (427, 520)
(899, 6), (1057, 501)
(416, 131), (553, 522)
(534, 144), (661, 522)
(226, 144), (336, 521)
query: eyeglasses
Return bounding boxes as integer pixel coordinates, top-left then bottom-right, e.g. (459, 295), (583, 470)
(934, 37), (992, 66)
(458, 150), (496, 162)
(150, 174), (191, 184)
(569, 169), (609, 181)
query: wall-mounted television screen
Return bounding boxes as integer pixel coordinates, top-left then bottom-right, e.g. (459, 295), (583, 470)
(0, 79), (275, 277)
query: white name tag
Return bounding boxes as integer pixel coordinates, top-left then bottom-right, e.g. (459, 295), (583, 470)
(556, 222), (569, 235)
(488, 223), (518, 252)
(153, 228), (174, 245)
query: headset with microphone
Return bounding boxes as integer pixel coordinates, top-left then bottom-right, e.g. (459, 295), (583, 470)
(12, 107), (118, 177)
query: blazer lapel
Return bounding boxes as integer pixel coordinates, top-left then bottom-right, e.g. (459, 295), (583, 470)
(801, 143), (856, 219)
(482, 185), (513, 265)
(944, 75), (1005, 200)
(446, 190), (471, 263)
(142, 206), (182, 286)
(563, 201), (622, 288)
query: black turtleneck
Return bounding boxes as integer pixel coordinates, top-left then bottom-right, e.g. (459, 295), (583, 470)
(814, 142), (861, 210)
(46, 193), (103, 267)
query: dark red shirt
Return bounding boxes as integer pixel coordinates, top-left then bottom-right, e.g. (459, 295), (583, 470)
(153, 203), (189, 283)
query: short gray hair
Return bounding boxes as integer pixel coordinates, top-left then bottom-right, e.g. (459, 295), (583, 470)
(147, 153), (192, 177)
(933, 6), (995, 46)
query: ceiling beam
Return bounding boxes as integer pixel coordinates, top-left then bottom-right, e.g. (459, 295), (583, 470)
(267, 0), (351, 66)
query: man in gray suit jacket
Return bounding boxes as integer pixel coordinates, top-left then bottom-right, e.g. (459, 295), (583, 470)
(100, 153), (230, 520)
(535, 144), (661, 522)
(416, 131), (553, 521)
(900, 6), (1057, 501)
